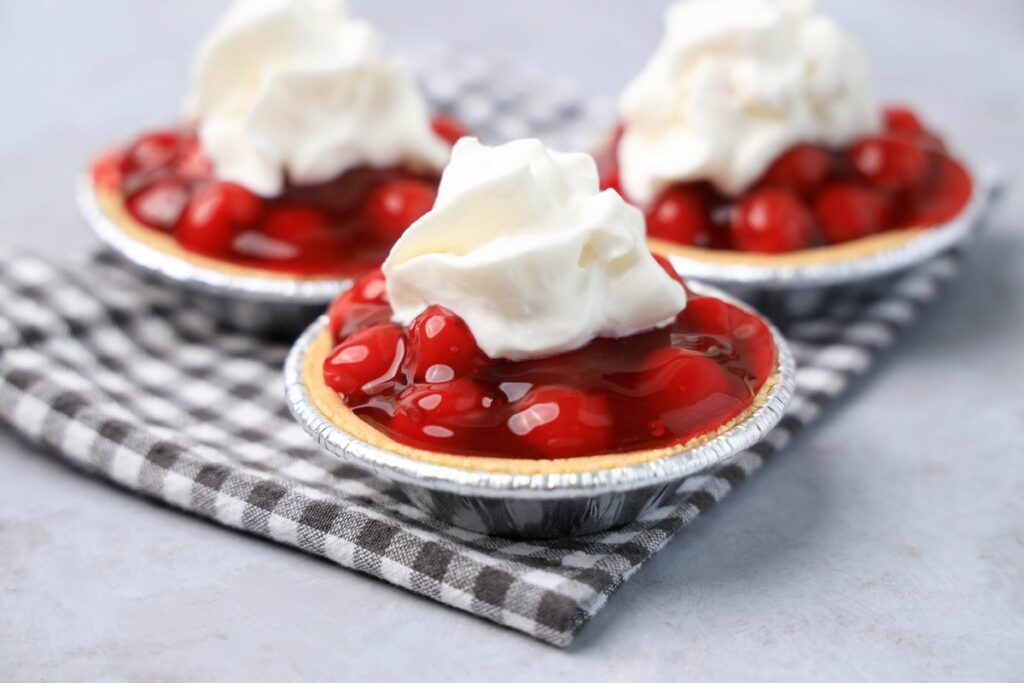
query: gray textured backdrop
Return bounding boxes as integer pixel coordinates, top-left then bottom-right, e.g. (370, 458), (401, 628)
(1, 1), (1022, 680)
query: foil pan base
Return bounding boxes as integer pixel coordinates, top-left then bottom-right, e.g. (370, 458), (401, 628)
(400, 481), (680, 538)
(190, 291), (327, 338)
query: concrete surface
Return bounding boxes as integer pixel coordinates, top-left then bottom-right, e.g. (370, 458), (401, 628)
(1, 0), (1022, 680)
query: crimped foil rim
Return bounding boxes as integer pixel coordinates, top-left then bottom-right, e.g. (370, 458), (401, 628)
(76, 176), (352, 304)
(284, 282), (796, 499)
(663, 162), (998, 290)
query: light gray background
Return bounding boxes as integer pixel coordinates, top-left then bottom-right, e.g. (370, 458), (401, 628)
(2, 1), (1022, 680)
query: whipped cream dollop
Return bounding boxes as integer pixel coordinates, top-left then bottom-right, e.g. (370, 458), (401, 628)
(186, 0), (449, 196)
(383, 138), (687, 361)
(618, 0), (880, 203)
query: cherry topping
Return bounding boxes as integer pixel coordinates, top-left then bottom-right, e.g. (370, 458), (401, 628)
(123, 130), (182, 177)
(882, 106), (946, 151)
(364, 180), (437, 243)
(638, 347), (740, 433)
(92, 150), (125, 189)
(324, 275), (776, 459)
(390, 379), (501, 448)
(600, 124), (627, 194)
(327, 269), (391, 342)
(680, 295), (741, 337)
(600, 164), (622, 195)
(507, 386), (613, 459)
(759, 144), (832, 196)
(98, 124), (448, 277)
(813, 181), (890, 244)
(323, 323), (407, 401)
(883, 106), (925, 137)
(653, 254), (684, 285)
(646, 185), (713, 247)
(125, 178), (190, 231)
(261, 205), (330, 244)
(174, 136), (213, 180)
(430, 115), (470, 147)
(908, 153), (972, 226)
(847, 135), (929, 193)
(408, 305), (482, 382)
(730, 188), (813, 253)
(175, 182), (264, 256)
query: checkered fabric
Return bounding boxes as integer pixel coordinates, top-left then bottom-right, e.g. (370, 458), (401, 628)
(0, 49), (974, 647)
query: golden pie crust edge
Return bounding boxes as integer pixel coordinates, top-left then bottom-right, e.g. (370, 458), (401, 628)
(301, 328), (780, 476)
(94, 185), (340, 281)
(648, 227), (929, 267)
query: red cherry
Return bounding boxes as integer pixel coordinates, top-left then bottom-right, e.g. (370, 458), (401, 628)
(174, 136), (213, 180)
(652, 254), (685, 285)
(507, 386), (613, 459)
(730, 188), (813, 253)
(637, 347), (740, 433)
(364, 180), (436, 244)
(646, 185), (713, 247)
(813, 181), (890, 244)
(322, 323), (407, 401)
(408, 305), (482, 382)
(759, 144), (832, 196)
(390, 379), (501, 448)
(431, 115), (470, 146)
(882, 106), (945, 151)
(685, 296), (775, 379)
(908, 153), (972, 226)
(327, 269), (391, 341)
(599, 124), (626, 193)
(739, 316), (776, 384)
(883, 106), (925, 137)
(680, 295), (739, 336)
(175, 181), (263, 256)
(262, 205), (330, 243)
(350, 267), (388, 304)
(600, 162), (621, 194)
(847, 135), (929, 193)
(123, 130), (182, 177)
(125, 177), (190, 230)
(92, 150), (125, 190)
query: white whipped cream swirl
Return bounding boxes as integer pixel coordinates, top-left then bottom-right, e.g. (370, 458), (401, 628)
(186, 0), (449, 196)
(618, 0), (880, 203)
(383, 138), (687, 361)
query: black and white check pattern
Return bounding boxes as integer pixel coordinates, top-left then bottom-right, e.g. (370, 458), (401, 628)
(0, 50), (970, 647)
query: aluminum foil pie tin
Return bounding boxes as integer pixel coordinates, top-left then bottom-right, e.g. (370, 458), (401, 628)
(285, 282), (796, 539)
(662, 163), (1002, 321)
(76, 177), (352, 337)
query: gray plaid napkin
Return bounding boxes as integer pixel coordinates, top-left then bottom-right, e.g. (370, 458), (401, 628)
(0, 48), (973, 647)
(0, 249), (962, 646)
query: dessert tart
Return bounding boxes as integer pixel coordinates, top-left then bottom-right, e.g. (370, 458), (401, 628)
(80, 0), (467, 331)
(299, 265), (782, 476)
(600, 0), (986, 290)
(287, 138), (794, 536)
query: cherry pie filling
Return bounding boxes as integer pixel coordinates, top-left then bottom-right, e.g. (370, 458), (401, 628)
(600, 106), (973, 254)
(320, 259), (775, 460)
(91, 116), (468, 277)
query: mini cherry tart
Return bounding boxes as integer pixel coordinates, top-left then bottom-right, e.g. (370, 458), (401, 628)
(91, 116), (469, 277)
(601, 106), (972, 253)
(321, 262), (776, 460)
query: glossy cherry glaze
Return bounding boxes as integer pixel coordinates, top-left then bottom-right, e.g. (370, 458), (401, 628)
(92, 116), (468, 277)
(321, 261), (775, 460)
(600, 106), (973, 254)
